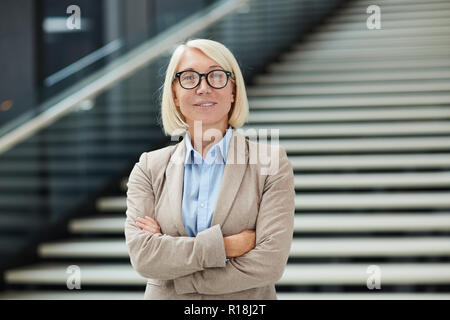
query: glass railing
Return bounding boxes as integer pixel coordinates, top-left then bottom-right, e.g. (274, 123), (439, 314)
(0, 0), (346, 271)
(0, 0), (225, 134)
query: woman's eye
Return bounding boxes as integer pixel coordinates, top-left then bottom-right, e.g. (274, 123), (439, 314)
(212, 72), (224, 79)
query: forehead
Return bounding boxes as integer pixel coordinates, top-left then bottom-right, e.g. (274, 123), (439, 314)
(177, 47), (222, 71)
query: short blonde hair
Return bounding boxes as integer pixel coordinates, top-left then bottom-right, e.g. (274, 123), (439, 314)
(161, 39), (249, 136)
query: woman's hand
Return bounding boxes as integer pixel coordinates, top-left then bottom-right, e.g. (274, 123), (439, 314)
(223, 230), (256, 258)
(136, 216), (161, 234)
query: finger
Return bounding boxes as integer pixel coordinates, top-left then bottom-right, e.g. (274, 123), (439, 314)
(137, 218), (157, 228)
(144, 216), (161, 229)
(138, 222), (159, 234)
(144, 216), (158, 224)
(136, 217), (147, 224)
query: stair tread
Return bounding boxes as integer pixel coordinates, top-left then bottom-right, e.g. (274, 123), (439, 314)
(69, 213), (450, 234)
(5, 262), (450, 285)
(249, 108), (450, 122)
(248, 81), (450, 95)
(248, 94), (450, 109)
(255, 69), (450, 84)
(97, 192), (450, 211)
(37, 237), (450, 258)
(288, 153), (450, 169)
(269, 58), (450, 72)
(280, 137), (450, 152)
(292, 172), (450, 188)
(1, 290), (449, 300)
(243, 121), (450, 136)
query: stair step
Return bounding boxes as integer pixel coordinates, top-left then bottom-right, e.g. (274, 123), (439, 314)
(37, 237), (450, 259)
(290, 238), (450, 257)
(281, 137), (450, 153)
(288, 154), (450, 170)
(344, 5), (450, 19)
(4, 263), (145, 286)
(254, 69), (450, 84)
(48, 119), (159, 131)
(320, 17), (450, 32)
(295, 214), (450, 232)
(69, 213), (450, 235)
(331, 8), (450, 23)
(247, 81), (450, 96)
(243, 121), (450, 137)
(0, 177), (105, 190)
(5, 263), (450, 286)
(2, 143), (148, 157)
(299, 39), (450, 53)
(97, 192), (450, 212)
(69, 216), (126, 234)
(277, 292), (450, 300)
(23, 129), (159, 143)
(0, 290), (449, 300)
(341, 0), (443, 8)
(280, 263), (450, 285)
(292, 172), (450, 189)
(310, 25), (450, 41)
(38, 239), (127, 258)
(268, 58), (450, 72)
(282, 45), (450, 61)
(248, 94), (450, 109)
(0, 290), (143, 300)
(298, 35), (450, 51)
(294, 193), (450, 210)
(248, 107), (450, 123)
(0, 195), (77, 209)
(0, 160), (125, 174)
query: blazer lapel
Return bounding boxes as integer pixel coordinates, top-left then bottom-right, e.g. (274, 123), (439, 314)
(166, 138), (188, 236)
(211, 129), (248, 227)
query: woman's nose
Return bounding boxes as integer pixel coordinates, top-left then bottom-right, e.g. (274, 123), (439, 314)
(196, 76), (211, 94)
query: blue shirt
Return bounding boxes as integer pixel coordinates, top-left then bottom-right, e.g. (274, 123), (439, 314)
(181, 125), (233, 237)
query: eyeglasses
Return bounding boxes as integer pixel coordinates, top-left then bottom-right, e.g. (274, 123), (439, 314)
(174, 69), (234, 90)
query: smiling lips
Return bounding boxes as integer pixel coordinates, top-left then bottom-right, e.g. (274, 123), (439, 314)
(194, 102), (216, 107)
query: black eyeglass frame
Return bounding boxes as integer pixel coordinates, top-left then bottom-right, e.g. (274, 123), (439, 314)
(173, 69), (235, 90)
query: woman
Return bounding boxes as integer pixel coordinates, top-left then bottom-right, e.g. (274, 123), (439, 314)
(125, 39), (295, 299)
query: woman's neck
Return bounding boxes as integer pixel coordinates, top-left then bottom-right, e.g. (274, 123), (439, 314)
(187, 122), (228, 158)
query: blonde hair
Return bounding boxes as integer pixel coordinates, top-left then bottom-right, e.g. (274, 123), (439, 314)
(160, 39), (249, 136)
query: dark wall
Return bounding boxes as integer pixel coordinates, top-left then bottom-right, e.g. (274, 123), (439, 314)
(0, 0), (36, 128)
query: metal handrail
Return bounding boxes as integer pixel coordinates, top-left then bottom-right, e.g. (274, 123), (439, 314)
(0, 0), (250, 155)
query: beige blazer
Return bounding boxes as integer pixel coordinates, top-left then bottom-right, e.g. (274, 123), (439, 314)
(125, 129), (295, 299)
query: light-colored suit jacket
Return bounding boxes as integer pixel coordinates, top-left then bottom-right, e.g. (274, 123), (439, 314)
(125, 129), (295, 299)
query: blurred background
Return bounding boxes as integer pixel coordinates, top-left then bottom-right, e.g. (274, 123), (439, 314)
(0, 0), (450, 299)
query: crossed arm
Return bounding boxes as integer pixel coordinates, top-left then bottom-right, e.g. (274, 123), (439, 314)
(136, 216), (256, 258)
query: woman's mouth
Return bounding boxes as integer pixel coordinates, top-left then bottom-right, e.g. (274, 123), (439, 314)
(194, 102), (216, 108)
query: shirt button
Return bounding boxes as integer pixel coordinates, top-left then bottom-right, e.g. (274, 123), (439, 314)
(200, 202), (205, 208)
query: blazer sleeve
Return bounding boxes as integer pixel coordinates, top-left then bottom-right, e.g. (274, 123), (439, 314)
(172, 146), (295, 295)
(125, 152), (227, 281)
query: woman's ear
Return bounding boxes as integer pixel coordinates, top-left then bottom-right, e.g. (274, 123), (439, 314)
(172, 87), (179, 106)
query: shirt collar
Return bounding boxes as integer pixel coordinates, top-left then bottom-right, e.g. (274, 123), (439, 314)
(184, 125), (233, 165)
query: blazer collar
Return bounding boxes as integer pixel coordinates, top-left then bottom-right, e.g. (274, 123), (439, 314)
(166, 128), (248, 236)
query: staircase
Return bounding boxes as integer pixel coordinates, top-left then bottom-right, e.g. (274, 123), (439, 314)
(2, 0), (450, 299)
